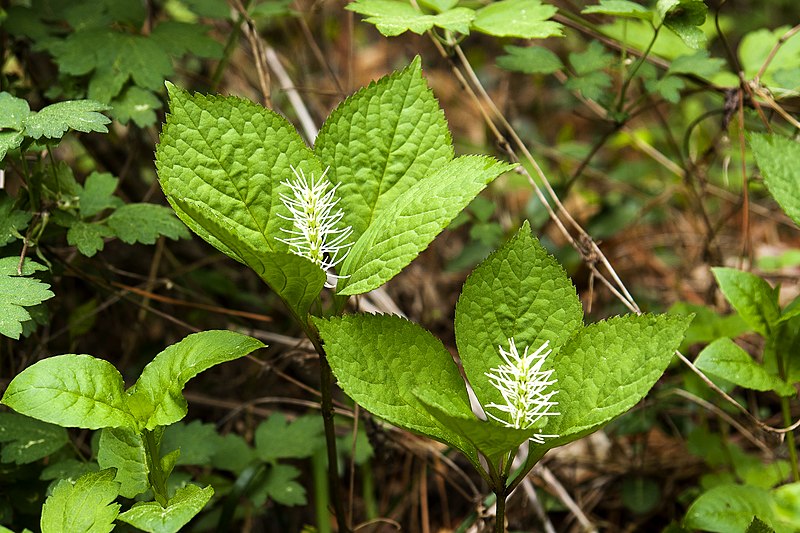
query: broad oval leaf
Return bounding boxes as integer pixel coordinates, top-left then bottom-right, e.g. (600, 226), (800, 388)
(454, 221), (583, 412)
(127, 330), (264, 430)
(338, 155), (513, 295)
(97, 427), (150, 499)
(695, 338), (795, 397)
(40, 469), (120, 533)
(2, 354), (136, 430)
(684, 484), (778, 533)
(156, 82), (323, 263)
(542, 313), (691, 449)
(117, 484), (214, 533)
(712, 267), (781, 337)
(315, 56), (454, 244)
(314, 313), (478, 464)
(749, 133), (800, 228)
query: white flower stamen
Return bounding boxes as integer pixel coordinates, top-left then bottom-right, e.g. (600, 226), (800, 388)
(484, 338), (559, 444)
(276, 166), (353, 288)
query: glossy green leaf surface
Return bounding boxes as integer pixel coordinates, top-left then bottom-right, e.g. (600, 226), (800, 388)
(40, 469), (120, 533)
(346, 0), (474, 36)
(97, 427), (150, 499)
(750, 133), (800, 227)
(127, 330), (264, 429)
(712, 267), (781, 337)
(0, 257), (54, 339)
(472, 0), (563, 39)
(117, 484), (214, 533)
(695, 338), (795, 396)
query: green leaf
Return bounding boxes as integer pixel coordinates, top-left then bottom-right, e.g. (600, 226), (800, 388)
(106, 203), (190, 245)
(415, 387), (532, 460)
(117, 484), (214, 533)
(565, 71), (613, 101)
(149, 21), (223, 59)
(496, 45), (564, 74)
(161, 421), (222, 465)
(0, 92), (31, 130)
(418, 0), (458, 12)
(684, 484), (778, 533)
(570, 41), (614, 75)
(0, 131), (24, 160)
(23, 100), (111, 140)
(0, 412), (68, 465)
(544, 314), (690, 448)
(652, 75), (685, 103)
(156, 82), (328, 308)
(315, 57), (453, 244)
(67, 221), (114, 257)
(582, 0), (652, 20)
(170, 196), (326, 319)
(669, 302), (749, 349)
(338, 155), (512, 295)
(346, 0), (475, 36)
(0, 193), (32, 246)
(127, 330), (264, 429)
(97, 427), (149, 499)
(668, 50), (725, 79)
(2, 354), (137, 430)
(254, 413), (324, 462)
(210, 433), (255, 473)
(712, 267), (781, 337)
(454, 222), (583, 413)
(472, 0), (563, 39)
(0, 257), (55, 339)
(739, 27), (800, 84)
(40, 459), (100, 483)
(655, 0), (708, 49)
(111, 86), (162, 127)
(314, 313), (478, 463)
(749, 133), (800, 227)
(257, 464), (307, 506)
(695, 338), (795, 396)
(79, 172), (120, 218)
(40, 469), (120, 533)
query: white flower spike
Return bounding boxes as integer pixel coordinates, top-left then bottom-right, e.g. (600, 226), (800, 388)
(277, 165), (353, 288)
(484, 338), (559, 444)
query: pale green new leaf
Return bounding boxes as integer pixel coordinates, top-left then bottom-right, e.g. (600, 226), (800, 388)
(117, 484), (214, 533)
(23, 100), (111, 140)
(749, 133), (800, 227)
(0, 412), (68, 465)
(582, 0), (652, 20)
(454, 221), (583, 411)
(338, 156), (513, 295)
(541, 314), (690, 449)
(127, 330), (264, 430)
(106, 203), (190, 245)
(79, 172), (120, 218)
(695, 338), (794, 396)
(346, 0), (474, 36)
(67, 221), (114, 257)
(712, 267), (781, 337)
(1, 354), (137, 430)
(315, 57), (454, 243)
(169, 196), (325, 319)
(655, 0), (707, 49)
(40, 469), (120, 533)
(0, 257), (54, 339)
(97, 427), (149, 498)
(497, 45), (564, 75)
(0, 92), (30, 130)
(473, 0), (563, 39)
(0, 131), (24, 160)
(684, 484), (778, 533)
(314, 313), (478, 463)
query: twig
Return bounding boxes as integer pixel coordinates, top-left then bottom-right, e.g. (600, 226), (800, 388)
(264, 46), (320, 143)
(540, 466), (597, 532)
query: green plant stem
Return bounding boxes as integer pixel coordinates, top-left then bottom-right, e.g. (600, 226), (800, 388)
(304, 320), (350, 533)
(211, 11), (245, 91)
(143, 429), (170, 507)
(494, 487), (507, 533)
(312, 447), (333, 533)
(615, 25), (660, 115)
(781, 397), (800, 482)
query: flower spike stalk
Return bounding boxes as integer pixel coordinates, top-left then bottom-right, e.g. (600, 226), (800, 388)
(484, 338), (559, 444)
(277, 165), (353, 288)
